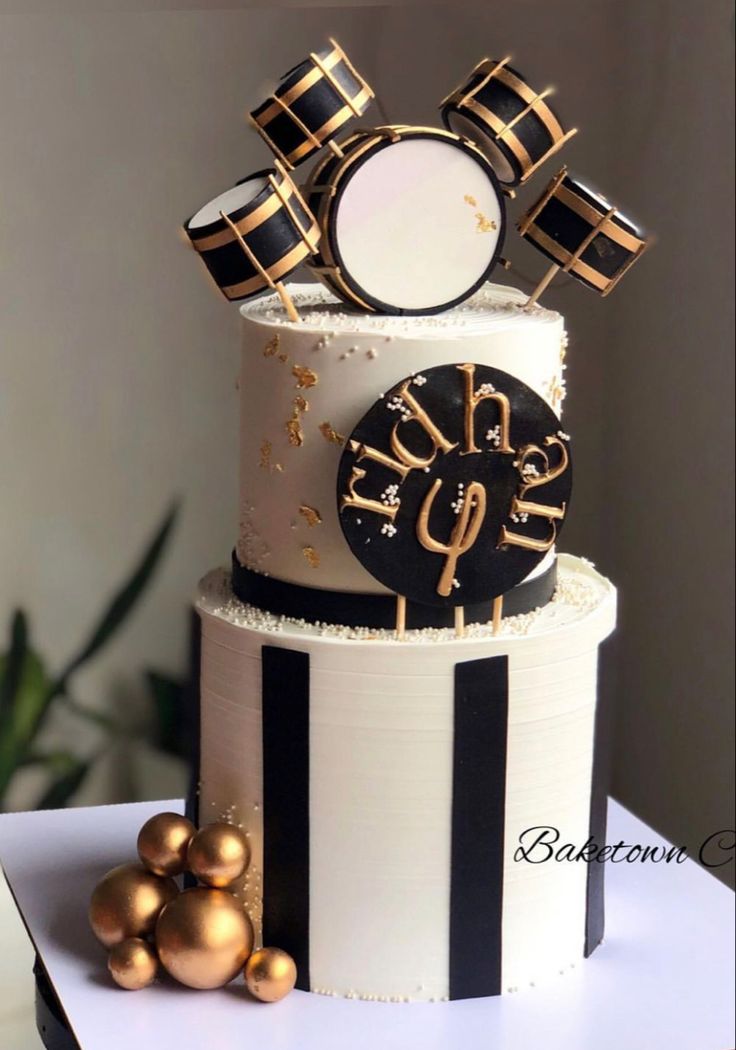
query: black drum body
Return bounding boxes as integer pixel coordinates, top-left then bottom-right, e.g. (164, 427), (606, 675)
(184, 166), (319, 302)
(304, 125), (506, 315)
(518, 167), (648, 296)
(250, 39), (373, 171)
(441, 57), (575, 187)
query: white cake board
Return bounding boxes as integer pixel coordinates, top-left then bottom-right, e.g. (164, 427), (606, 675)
(0, 799), (733, 1050)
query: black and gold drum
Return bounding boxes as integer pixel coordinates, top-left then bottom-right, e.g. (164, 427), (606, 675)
(518, 167), (649, 296)
(183, 164), (319, 303)
(440, 56), (576, 187)
(250, 38), (374, 171)
(304, 125), (505, 315)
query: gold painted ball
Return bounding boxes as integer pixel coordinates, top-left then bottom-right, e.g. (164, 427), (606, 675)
(108, 937), (159, 990)
(155, 887), (253, 989)
(137, 811), (196, 877)
(186, 823), (250, 888)
(89, 863), (178, 948)
(244, 947), (297, 1002)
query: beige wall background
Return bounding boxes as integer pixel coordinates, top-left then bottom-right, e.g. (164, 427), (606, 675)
(1, 2), (733, 883)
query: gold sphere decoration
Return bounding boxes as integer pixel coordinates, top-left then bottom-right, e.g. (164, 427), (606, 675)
(89, 863), (178, 948)
(186, 823), (250, 888)
(108, 937), (159, 990)
(244, 947), (297, 1002)
(137, 812), (196, 877)
(155, 887), (253, 989)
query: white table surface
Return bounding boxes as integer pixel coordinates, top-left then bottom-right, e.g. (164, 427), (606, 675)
(0, 798), (734, 1050)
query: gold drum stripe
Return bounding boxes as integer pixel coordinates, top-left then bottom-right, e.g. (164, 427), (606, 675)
(554, 184), (645, 253)
(254, 46), (341, 124)
(523, 224), (611, 291)
(190, 178), (299, 252)
(222, 238), (314, 299)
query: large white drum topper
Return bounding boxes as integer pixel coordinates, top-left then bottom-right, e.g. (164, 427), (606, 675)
(304, 126), (505, 315)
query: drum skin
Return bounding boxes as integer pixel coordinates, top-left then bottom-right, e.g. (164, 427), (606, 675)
(304, 126), (506, 315)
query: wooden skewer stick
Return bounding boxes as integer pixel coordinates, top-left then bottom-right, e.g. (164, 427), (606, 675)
(454, 606), (465, 639)
(220, 210), (301, 323)
(395, 595), (406, 639)
(275, 281), (300, 323)
(525, 262), (560, 308)
(492, 596), (503, 635)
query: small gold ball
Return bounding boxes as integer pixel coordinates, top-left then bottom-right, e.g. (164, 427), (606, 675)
(187, 823), (250, 888)
(108, 938), (159, 990)
(89, 863), (178, 948)
(245, 947), (297, 1002)
(137, 812), (196, 877)
(155, 887), (253, 989)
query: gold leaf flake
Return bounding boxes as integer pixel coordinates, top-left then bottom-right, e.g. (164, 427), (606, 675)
(299, 505), (322, 527)
(319, 421), (345, 445)
(474, 212), (497, 233)
(278, 354), (289, 363)
(286, 418), (304, 447)
(263, 334), (280, 358)
(285, 396), (309, 447)
(302, 546), (320, 569)
(259, 439), (283, 473)
(292, 365), (318, 389)
(464, 194), (478, 207)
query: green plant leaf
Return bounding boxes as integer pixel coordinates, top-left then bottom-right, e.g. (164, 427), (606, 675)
(0, 610), (29, 729)
(35, 757), (91, 810)
(0, 627), (51, 805)
(146, 669), (186, 757)
(53, 501), (180, 692)
(60, 695), (121, 733)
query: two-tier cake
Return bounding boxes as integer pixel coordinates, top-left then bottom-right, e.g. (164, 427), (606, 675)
(182, 39), (648, 1004)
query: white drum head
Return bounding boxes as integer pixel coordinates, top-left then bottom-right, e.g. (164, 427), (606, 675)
(189, 176), (269, 230)
(333, 135), (503, 313)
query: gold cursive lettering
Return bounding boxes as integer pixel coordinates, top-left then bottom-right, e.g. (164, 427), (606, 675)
(389, 382), (457, 470)
(416, 479), (487, 596)
(457, 364), (514, 455)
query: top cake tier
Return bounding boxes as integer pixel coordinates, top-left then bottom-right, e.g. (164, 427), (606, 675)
(237, 282), (567, 595)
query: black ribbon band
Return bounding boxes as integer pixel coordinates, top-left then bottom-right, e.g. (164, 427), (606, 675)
(450, 655), (509, 999)
(231, 552), (557, 631)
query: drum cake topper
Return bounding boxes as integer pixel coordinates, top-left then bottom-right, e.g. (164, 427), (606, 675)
(336, 363), (572, 621)
(183, 161), (319, 321)
(519, 166), (650, 305)
(305, 126), (506, 315)
(250, 38), (374, 171)
(440, 55), (577, 187)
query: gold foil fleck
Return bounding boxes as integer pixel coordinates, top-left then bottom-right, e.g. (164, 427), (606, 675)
(259, 440), (283, 473)
(474, 212), (497, 233)
(319, 421), (345, 445)
(285, 396), (309, 447)
(286, 417), (304, 446)
(464, 194), (478, 207)
(302, 546), (320, 569)
(263, 334), (280, 358)
(292, 365), (318, 389)
(299, 505), (322, 527)
(278, 354), (288, 363)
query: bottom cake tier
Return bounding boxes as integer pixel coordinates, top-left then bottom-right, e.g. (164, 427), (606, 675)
(193, 554), (616, 1002)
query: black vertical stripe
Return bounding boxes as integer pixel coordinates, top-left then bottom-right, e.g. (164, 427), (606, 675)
(261, 645), (310, 990)
(585, 639), (613, 956)
(184, 609), (202, 830)
(450, 655), (509, 999)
